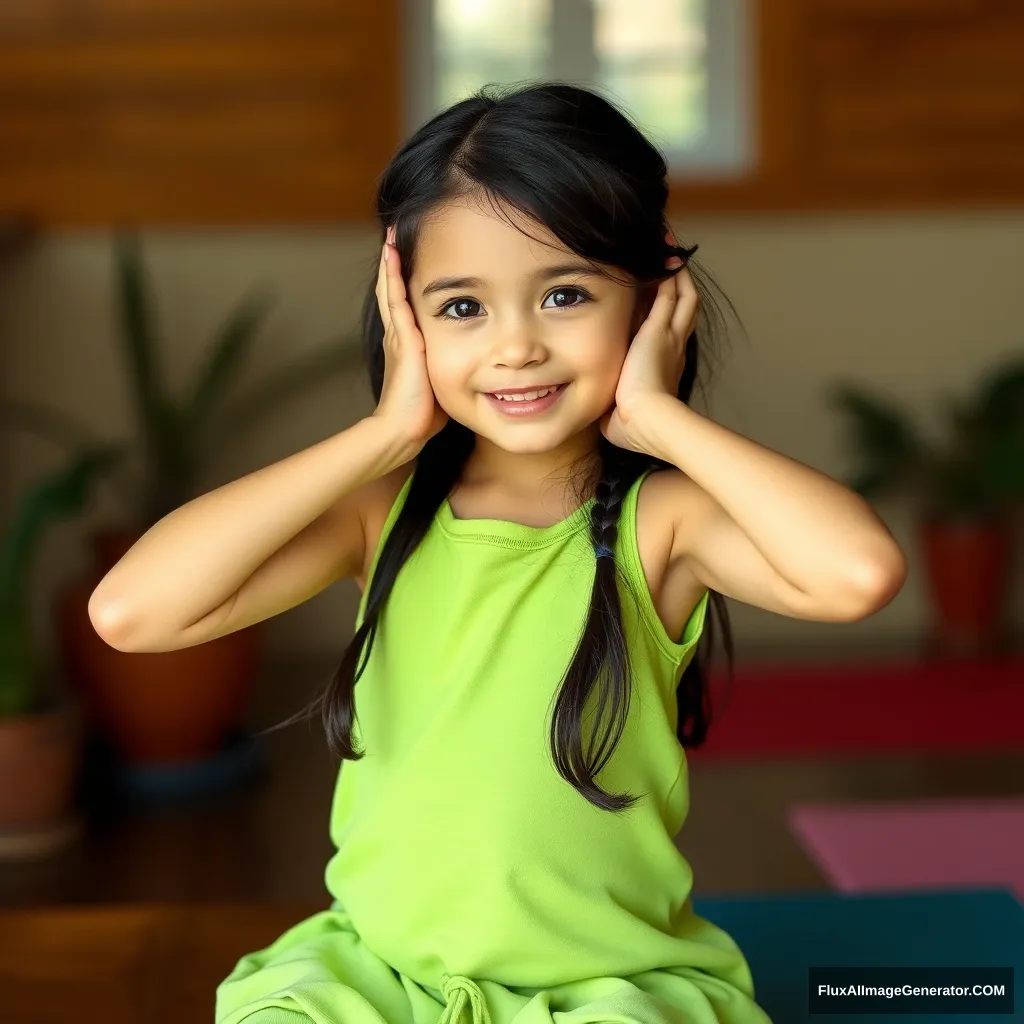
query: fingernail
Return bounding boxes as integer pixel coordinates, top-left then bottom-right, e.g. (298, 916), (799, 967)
(383, 242), (389, 263)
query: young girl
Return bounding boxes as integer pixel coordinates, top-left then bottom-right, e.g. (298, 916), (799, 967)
(90, 82), (906, 1024)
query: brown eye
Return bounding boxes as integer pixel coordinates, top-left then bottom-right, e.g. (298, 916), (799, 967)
(438, 298), (482, 321)
(542, 287), (591, 310)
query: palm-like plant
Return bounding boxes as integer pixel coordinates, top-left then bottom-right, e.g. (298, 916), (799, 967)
(3, 230), (364, 527)
(0, 447), (123, 715)
(0, 230), (365, 714)
(110, 231), (366, 525)
(828, 357), (1024, 522)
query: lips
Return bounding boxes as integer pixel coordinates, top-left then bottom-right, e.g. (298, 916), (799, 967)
(483, 382), (569, 416)
(487, 383), (566, 398)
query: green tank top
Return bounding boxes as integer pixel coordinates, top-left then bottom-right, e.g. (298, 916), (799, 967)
(324, 466), (755, 996)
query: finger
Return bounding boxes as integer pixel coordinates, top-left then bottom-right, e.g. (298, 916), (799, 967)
(383, 236), (424, 351)
(376, 239), (392, 335)
(640, 273), (679, 338)
(671, 264), (700, 337)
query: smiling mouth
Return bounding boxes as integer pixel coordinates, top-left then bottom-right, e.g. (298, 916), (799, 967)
(486, 383), (568, 402)
(482, 382), (570, 417)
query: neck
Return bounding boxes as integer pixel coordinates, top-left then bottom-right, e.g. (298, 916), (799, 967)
(459, 423), (603, 498)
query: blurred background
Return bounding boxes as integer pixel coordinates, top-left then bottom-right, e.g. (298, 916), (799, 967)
(0, 0), (1022, 1017)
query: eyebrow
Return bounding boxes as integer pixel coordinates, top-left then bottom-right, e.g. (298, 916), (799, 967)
(421, 262), (599, 298)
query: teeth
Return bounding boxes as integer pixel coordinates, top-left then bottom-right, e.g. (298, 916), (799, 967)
(494, 385), (559, 402)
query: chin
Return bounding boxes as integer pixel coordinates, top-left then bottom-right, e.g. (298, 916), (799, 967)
(483, 416), (602, 456)
(457, 414), (574, 454)
(483, 431), (568, 455)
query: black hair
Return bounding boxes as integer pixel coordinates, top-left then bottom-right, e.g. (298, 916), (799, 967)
(266, 81), (737, 812)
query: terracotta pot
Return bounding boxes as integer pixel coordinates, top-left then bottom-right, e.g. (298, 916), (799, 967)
(0, 696), (84, 860)
(55, 527), (261, 765)
(919, 516), (1014, 658)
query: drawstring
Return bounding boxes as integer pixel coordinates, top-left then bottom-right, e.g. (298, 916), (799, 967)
(438, 973), (492, 1024)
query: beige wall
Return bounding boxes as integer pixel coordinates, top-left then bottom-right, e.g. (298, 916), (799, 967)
(3, 212), (1023, 662)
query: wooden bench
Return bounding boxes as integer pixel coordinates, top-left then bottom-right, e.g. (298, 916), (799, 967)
(0, 902), (322, 1023)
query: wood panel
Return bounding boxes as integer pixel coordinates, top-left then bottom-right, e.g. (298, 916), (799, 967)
(3, 0), (1023, 221)
(810, 0), (1024, 186)
(81, 0), (354, 20)
(0, 2), (399, 225)
(669, 0), (1024, 213)
(0, 903), (324, 1024)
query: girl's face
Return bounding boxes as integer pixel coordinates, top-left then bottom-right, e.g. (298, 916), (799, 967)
(407, 198), (647, 457)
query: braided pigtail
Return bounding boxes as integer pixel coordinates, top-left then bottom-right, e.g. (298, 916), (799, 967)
(549, 441), (644, 812)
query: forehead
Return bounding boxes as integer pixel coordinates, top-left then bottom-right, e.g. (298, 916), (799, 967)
(412, 199), (576, 280)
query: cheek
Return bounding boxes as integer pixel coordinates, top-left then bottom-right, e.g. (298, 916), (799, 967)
(423, 342), (471, 395)
(583, 328), (629, 375)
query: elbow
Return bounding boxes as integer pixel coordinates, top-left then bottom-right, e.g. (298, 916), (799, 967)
(88, 587), (146, 653)
(841, 546), (909, 621)
(88, 585), (204, 654)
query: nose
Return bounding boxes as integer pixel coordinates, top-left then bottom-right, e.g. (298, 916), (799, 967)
(488, 322), (548, 368)
(438, 973), (492, 1024)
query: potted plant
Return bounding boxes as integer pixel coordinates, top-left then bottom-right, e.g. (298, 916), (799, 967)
(0, 445), (122, 859)
(828, 356), (1024, 657)
(3, 230), (364, 769)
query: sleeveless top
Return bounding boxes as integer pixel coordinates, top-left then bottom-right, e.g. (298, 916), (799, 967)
(323, 466), (756, 996)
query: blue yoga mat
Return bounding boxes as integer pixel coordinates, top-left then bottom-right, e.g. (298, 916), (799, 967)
(692, 888), (1022, 1022)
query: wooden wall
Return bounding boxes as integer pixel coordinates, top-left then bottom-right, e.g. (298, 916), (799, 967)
(671, 0), (1024, 212)
(0, 1), (400, 224)
(1, 0), (1022, 224)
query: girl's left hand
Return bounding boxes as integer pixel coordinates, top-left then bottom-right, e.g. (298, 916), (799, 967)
(599, 238), (700, 454)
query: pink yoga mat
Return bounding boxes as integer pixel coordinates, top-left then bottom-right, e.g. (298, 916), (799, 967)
(788, 798), (1024, 899)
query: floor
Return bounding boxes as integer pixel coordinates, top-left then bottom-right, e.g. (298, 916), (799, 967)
(2, 657), (1023, 908)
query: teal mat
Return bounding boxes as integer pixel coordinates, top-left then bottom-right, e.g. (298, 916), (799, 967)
(693, 888), (1021, 1022)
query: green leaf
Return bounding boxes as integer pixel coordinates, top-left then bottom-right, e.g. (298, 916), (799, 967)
(924, 452), (995, 519)
(827, 384), (923, 495)
(977, 430), (1024, 501)
(0, 600), (36, 716)
(181, 285), (276, 446)
(0, 398), (99, 450)
(975, 357), (1024, 431)
(0, 445), (123, 714)
(0, 445), (125, 603)
(115, 232), (176, 474)
(0, 398), (140, 513)
(213, 334), (365, 440)
(845, 469), (899, 501)
(941, 392), (978, 438)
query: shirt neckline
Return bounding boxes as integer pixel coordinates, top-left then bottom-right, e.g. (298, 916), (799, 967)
(437, 494), (597, 547)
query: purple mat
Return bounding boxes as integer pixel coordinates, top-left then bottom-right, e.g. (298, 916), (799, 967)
(788, 797), (1024, 899)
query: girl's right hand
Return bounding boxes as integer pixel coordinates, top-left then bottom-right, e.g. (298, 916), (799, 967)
(372, 226), (449, 450)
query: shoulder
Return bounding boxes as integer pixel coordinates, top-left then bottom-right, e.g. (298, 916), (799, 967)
(630, 467), (711, 643)
(355, 460), (417, 590)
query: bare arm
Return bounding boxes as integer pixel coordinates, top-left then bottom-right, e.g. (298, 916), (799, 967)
(89, 415), (416, 653)
(92, 228), (450, 653)
(610, 258), (905, 623)
(639, 395), (907, 621)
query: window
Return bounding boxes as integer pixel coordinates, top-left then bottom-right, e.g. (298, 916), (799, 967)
(403, 0), (753, 178)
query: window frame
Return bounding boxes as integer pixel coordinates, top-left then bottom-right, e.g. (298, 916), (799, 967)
(402, 0), (754, 180)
